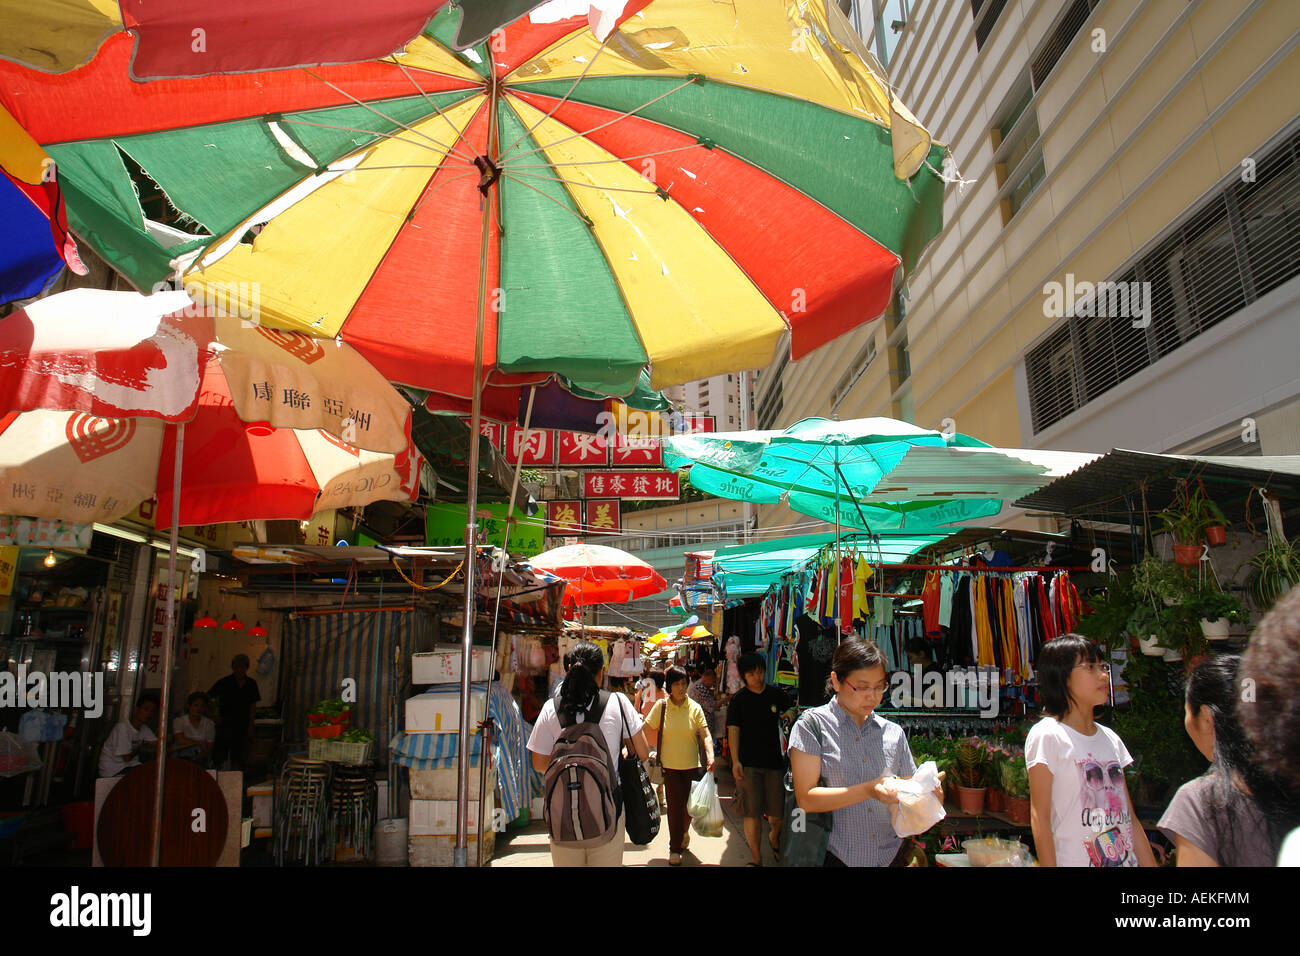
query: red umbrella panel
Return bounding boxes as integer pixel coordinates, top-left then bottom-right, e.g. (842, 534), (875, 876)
(530, 542), (667, 606)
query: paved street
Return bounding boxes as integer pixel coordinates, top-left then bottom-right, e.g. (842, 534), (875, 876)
(492, 761), (777, 867)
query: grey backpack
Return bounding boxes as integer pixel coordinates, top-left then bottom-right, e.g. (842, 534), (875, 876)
(543, 691), (622, 849)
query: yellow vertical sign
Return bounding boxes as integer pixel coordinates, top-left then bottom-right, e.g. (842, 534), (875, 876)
(0, 546), (18, 596)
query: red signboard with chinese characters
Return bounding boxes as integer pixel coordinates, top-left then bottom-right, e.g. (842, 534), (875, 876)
(546, 500), (583, 536)
(609, 435), (662, 466)
(585, 499), (621, 534)
(583, 471), (678, 499)
(504, 425), (555, 465)
(557, 430), (609, 466)
(680, 416), (715, 434)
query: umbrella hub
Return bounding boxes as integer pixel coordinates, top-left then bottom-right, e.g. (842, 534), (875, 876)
(474, 155), (502, 197)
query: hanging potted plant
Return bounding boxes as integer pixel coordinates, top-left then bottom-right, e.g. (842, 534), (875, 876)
(1199, 493), (1229, 547)
(1129, 557), (1188, 657)
(1244, 496), (1300, 612)
(1000, 750), (1030, 825)
(1155, 508), (1206, 568)
(953, 737), (990, 815)
(1188, 586), (1245, 642)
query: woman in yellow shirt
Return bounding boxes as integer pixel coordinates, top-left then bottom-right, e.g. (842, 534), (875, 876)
(645, 665), (715, 865)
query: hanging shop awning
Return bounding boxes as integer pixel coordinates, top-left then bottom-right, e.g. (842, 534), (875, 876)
(1013, 450), (1300, 525)
(869, 446), (1101, 502)
(711, 532), (946, 599)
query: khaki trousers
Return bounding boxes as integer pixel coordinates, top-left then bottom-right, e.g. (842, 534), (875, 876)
(549, 810), (626, 867)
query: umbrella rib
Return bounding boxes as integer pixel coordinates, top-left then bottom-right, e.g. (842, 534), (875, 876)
(497, 29), (616, 161)
(502, 142), (702, 170)
(278, 117), (477, 167)
(504, 168), (667, 196)
(499, 173), (595, 225)
(388, 55), (489, 161)
(303, 69), (481, 164)
(497, 77), (698, 167)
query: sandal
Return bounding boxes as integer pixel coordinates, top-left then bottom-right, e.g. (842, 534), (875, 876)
(747, 860), (761, 867)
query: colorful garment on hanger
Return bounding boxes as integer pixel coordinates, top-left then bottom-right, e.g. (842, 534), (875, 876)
(853, 555), (872, 620)
(921, 570), (941, 637)
(840, 556), (854, 634)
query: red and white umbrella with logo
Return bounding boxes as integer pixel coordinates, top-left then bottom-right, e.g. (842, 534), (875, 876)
(530, 542), (667, 606)
(0, 288), (420, 526)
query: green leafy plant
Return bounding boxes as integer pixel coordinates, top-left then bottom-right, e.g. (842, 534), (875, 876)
(1156, 483), (1227, 545)
(999, 752), (1029, 799)
(1187, 587), (1245, 625)
(954, 737), (989, 789)
(1245, 535), (1300, 611)
(1131, 556), (1189, 604)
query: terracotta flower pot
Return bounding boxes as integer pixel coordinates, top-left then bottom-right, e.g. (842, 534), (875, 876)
(987, 788), (1005, 812)
(1173, 544), (1203, 567)
(1205, 525), (1227, 547)
(1005, 794), (1030, 825)
(956, 785), (986, 815)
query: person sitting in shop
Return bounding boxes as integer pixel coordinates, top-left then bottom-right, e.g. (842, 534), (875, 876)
(98, 692), (160, 777)
(170, 691), (216, 767)
(728, 653), (791, 866)
(788, 639), (942, 867)
(1026, 634), (1156, 867)
(208, 654), (261, 772)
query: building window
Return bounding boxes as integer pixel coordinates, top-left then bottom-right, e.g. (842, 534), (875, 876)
(1031, 0), (1099, 90)
(992, 75), (1045, 225)
(970, 0), (1009, 52)
(1025, 124), (1300, 434)
(866, 0), (909, 68)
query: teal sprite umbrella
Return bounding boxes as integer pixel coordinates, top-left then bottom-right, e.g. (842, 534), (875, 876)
(662, 417), (1006, 532)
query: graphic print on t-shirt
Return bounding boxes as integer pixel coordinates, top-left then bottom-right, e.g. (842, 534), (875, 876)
(1074, 753), (1136, 867)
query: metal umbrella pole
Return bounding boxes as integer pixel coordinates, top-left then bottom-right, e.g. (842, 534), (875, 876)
(456, 71), (499, 867)
(151, 421), (184, 866)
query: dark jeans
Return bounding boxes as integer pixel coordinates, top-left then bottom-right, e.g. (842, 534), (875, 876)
(663, 768), (697, 853)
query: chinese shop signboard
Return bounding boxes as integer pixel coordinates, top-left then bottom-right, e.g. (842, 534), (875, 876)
(583, 471), (678, 499)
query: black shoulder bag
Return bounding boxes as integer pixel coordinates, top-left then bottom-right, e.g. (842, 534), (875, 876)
(617, 697), (660, 845)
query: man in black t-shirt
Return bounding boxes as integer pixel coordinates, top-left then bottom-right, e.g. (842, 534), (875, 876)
(726, 653), (791, 866)
(208, 654), (261, 772)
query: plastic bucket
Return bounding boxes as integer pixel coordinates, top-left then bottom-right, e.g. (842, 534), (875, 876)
(62, 802), (94, 850)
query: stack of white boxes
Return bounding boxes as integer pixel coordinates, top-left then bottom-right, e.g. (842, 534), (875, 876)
(405, 645), (498, 866)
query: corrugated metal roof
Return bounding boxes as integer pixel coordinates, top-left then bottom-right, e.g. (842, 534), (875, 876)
(1014, 450), (1300, 523)
(869, 446), (1100, 500)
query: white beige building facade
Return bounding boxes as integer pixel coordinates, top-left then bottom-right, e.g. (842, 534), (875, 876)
(755, 0), (1300, 533)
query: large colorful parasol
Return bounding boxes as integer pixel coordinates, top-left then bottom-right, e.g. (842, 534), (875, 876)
(0, 0), (948, 410)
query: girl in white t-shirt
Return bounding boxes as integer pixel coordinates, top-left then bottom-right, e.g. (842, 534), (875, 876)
(1026, 634), (1156, 867)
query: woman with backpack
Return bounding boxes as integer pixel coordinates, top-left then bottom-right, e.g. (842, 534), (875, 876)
(528, 642), (650, 866)
(644, 665), (715, 865)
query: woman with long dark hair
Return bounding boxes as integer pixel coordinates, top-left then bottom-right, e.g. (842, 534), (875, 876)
(527, 641), (649, 866)
(1158, 654), (1274, 865)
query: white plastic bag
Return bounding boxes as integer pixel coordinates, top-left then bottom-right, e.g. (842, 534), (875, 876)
(689, 772), (724, 837)
(688, 771), (717, 820)
(888, 760), (946, 837)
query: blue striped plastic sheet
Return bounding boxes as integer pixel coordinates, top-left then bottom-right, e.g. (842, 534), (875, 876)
(389, 682), (527, 820)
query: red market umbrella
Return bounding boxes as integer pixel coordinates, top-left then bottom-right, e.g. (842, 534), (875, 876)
(0, 0), (577, 77)
(530, 542), (667, 606)
(0, 287), (421, 867)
